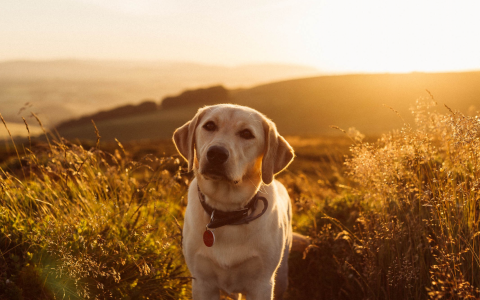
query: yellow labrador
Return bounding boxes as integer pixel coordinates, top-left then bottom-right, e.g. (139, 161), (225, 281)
(173, 104), (294, 300)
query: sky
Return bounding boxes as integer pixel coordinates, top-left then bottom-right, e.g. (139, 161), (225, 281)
(1, 0), (480, 73)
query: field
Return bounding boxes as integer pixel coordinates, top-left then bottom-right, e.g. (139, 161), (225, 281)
(1, 97), (480, 299)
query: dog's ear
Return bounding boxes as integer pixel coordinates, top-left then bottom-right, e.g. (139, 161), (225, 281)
(173, 107), (207, 171)
(261, 119), (294, 185)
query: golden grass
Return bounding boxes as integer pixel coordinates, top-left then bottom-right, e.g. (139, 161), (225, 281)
(286, 97), (480, 299)
(1, 96), (480, 299)
(0, 122), (190, 299)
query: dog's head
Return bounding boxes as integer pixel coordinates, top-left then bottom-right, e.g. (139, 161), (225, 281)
(173, 104), (294, 194)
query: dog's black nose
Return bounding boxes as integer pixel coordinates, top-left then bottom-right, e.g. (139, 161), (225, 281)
(207, 146), (229, 165)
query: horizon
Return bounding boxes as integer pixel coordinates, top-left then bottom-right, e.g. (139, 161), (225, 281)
(2, 0), (480, 73)
(2, 59), (480, 75)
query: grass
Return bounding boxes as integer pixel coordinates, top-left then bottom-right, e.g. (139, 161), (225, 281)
(1, 96), (480, 299)
(0, 116), (190, 299)
(285, 97), (480, 299)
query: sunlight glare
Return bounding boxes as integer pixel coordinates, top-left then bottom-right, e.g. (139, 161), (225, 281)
(1, 0), (480, 73)
(305, 0), (480, 72)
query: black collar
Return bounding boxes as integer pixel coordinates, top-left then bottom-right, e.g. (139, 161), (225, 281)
(198, 185), (268, 229)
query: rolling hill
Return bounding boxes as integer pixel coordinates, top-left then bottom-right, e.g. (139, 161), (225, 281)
(230, 72), (480, 135)
(0, 60), (318, 127)
(52, 71), (480, 142)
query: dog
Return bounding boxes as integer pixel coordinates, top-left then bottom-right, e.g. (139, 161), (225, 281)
(173, 104), (295, 299)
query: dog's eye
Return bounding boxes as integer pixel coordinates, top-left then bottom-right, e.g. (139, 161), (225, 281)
(239, 129), (255, 140)
(203, 121), (217, 131)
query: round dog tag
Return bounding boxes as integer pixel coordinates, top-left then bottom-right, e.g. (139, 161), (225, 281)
(203, 230), (215, 247)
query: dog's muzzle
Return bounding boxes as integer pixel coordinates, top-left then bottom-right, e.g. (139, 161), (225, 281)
(202, 146), (229, 179)
(206, 146), (229, 165)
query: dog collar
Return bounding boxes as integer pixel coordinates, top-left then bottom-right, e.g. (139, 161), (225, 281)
(197, 185), (268, 230)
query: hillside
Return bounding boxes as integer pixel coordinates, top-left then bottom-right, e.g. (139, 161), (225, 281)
(52, 71), (480, 142)
(56, 101), (159, 129)
(230, 72), (480, 135)
(0, 60), (318, 127)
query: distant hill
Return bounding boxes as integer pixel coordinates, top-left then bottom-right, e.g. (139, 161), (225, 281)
(0, 60), (318, 127)
(161, 86), (230, 109)
(0, 122), (43, 139)
(53, 71), (480, 142)
(230, 72), (480, 135)
(55, 86), (230, 130)
(56, 101), (159, 129)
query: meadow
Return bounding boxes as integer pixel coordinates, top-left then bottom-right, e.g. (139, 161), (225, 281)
(1, 96), (480, 299)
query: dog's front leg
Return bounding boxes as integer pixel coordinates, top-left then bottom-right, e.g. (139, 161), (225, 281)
(245, 280), (274, 300)
(192, 278), (220, 300)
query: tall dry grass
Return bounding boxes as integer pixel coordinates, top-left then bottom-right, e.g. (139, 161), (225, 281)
(2, 96), (480, 299)
(347, 97), (479, 298)
(286, 96), (480, 299)
(0, 120), (190, 299)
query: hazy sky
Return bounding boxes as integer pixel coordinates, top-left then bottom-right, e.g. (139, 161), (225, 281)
(2, 0), (480, 73)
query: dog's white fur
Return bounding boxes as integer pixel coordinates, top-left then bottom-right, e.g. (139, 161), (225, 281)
(173, 104), (294, 299)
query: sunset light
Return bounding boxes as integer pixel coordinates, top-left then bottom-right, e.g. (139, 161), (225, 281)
(3, 1), (480, 299)
(2, 0), (480, 73)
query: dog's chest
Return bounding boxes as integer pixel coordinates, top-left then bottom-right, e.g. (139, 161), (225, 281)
(186, 221), (273, 265)
(195, 224), (266, 265)
(193, 236), (266, 293)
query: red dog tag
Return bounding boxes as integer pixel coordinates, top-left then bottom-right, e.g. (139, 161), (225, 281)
(203, 229), (215, 247)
